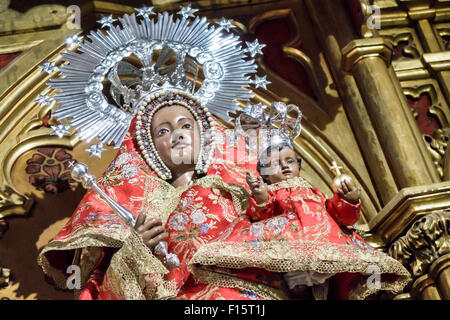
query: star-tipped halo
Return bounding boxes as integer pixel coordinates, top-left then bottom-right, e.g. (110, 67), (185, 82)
(39, 61), (59, 74)
(65, 34), (83, 47)
(36, 94), (55, 107)
(86, 143), (107, 158)
(97, 15), (117, 28)
(245, 39), (266, 57)
(217, 18), (236, 32)
(177, 4), (198, 19)
(252, 75), (271, 90)
(50, 124), (71, 138)
(136, 6), (155, 18)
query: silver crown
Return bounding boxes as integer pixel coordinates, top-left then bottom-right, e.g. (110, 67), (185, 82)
(235, 102), (303, 155)
(40, 6), (268, 154)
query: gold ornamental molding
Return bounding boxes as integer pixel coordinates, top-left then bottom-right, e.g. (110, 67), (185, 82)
(0, 186), (33, 220)
(369, 182), (450, 245)
(342, 38), (394, 72)
(388, 210), (449, 299)
(410, 274), (442, 299)
(393, 58), (431, 80)
(429, 254), (450, 299)
(422, 51), (450, 72)
(0, 2), (69, 35)
(388, 210), (449, 276)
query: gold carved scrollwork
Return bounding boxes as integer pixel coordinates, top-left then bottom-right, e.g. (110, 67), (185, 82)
(0, 186), (33, 220)
(389, 210), (450, 299)
(424, 128), (449, 178)
(389, 210), (450, 276)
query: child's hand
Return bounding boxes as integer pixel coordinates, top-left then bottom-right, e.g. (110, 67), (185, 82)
(246, 172), (269, 205)
(338, 180), (361, 205)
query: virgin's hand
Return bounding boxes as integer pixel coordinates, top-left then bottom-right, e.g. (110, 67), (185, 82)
(134, 213), (168, 250)
(338, 180), (361, 205)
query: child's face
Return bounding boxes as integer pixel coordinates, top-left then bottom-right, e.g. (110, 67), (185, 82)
(151, 105), (200, 176)
(264, 147), (300, 184)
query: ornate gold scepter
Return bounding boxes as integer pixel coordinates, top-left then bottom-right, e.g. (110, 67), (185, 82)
(70, 161), (180, 268)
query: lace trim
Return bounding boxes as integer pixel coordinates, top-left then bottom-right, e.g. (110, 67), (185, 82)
(189, 240), (410, 287)
(347, 273), (411, 300)
(268, 176), (312, 192)
(37, 228), (129, 289)
(190, 267), (286, 300)
(104, 229), (177, 300)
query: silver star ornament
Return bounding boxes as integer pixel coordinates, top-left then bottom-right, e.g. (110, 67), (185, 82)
(178, 5), (198, 19)
(50, 124), (71, 138)
(98, 15), (117, 28)
(245, 39), (266, 57)
(136, 6), (155, 18)
(217, 18), (236, 32)
(39, 61), (59, 74)
(66, 34), (83, 47)
(86, 143), (107, 158)
(36, 94), (55, 107)
(253, 75), (271, 89)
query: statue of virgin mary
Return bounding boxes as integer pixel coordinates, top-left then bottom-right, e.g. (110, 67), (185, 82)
(37, 5), (409, 300)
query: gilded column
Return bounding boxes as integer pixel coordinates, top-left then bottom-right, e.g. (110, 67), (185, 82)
(342, 38), (435, 189)
(304, 0), (398, 206)
(422, 52), (450, 111)
(429, 254), (450, 299)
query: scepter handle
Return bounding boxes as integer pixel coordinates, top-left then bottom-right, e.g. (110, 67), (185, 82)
(70, 162), (180, 268)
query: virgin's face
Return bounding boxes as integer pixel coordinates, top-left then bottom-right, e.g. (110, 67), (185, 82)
(151, 105), (200, 175)
(263, 147), (300, 184)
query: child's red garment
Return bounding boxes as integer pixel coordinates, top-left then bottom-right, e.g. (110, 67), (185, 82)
(218, 176), (367, 251)
(190, 176), (410, 299)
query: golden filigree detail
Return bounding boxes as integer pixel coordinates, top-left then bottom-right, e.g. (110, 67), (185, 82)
(190, 239), (410, 278)
(267, 176), (312, 192)
(389, 210), (450, 277)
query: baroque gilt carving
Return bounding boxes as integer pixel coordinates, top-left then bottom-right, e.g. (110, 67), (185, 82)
(389, 210), (450, 277)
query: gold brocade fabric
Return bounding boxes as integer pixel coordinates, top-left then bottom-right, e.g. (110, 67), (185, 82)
(103, 229), (177, 300)
(140, 174), (250, 225)
(37, 170), (252, 299)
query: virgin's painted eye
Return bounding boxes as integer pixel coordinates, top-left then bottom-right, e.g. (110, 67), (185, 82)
(158, 128), (169, 136)
(182, 123), (192, 129)
(287, 158), (294, 164)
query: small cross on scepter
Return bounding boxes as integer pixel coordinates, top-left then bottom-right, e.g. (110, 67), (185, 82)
(330, 161), (343, 177)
